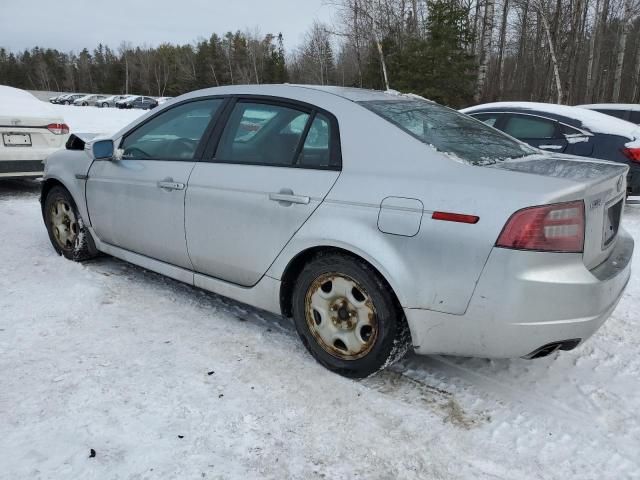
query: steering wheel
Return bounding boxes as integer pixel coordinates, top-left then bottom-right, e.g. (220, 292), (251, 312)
(123, 147), (151, 159)
(168, 137), (197, 159)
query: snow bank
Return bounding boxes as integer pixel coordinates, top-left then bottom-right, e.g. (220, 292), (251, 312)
(51, 104), (144, 136)
(461, 101), (640, 141)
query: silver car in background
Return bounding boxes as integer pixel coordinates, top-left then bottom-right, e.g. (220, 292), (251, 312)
(97, 95), (130, 108)
(73, 94), (109, 106)
(40, 85), (633, 377)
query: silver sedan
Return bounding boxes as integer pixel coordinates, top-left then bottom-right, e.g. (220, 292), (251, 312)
(40, 85), (633, 377)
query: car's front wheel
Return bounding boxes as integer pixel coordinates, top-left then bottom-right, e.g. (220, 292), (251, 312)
(44, 186), (98, 262)
(102, 102), (109, 108)
(292, 252), (411, 378)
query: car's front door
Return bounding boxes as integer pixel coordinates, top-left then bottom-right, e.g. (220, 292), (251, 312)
(185, 98), (341, 286)
(86, 98), (225, 269)
(502, 113), (568, 153)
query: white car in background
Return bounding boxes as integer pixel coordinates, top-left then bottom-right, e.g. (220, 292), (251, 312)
(0, 85), (69, 178)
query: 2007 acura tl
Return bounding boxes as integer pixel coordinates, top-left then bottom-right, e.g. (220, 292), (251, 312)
(40, 85), (633, 377)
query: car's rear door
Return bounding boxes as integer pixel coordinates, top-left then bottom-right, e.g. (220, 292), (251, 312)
(86, 98), (226, 269)
(502, 113), (568, 153)
(185, 97), (341, 286)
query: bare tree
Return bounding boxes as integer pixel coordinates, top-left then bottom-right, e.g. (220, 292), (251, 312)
(475, 0), (495, 102)
(612, 0), (639, 101)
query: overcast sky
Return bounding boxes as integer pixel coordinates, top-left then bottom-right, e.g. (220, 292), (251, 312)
(0, 0), (335, 53)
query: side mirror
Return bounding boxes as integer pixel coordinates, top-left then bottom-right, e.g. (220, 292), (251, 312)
(93, 139), (114, 160)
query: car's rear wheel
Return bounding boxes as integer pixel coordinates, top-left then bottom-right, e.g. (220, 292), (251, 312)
(292, 252), (411, 378)
(102, 102), (109, 108)
(82, 102), (88, 106)
(44, 186), (98, 262)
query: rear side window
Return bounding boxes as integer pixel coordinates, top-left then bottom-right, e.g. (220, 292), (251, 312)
(470, 113), (500, 127)
(595, 109), (628, 120)
(216, 102), (311, 166)
(121, 99), (223, 160)
(503, 115), (556, 139)
(630, 111), (640, 124)
(299, 113), (331, 168)
(361, 100), (535, 165)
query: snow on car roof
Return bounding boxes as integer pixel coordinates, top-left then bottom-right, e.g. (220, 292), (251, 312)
(0, 84), (61, 120)
(461, 101), (640, 141)
(579, 103), (640, 111)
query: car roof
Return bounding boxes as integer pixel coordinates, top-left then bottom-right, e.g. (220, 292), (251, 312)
(183, 84), (422, 104)
(461, 101), (640, 140)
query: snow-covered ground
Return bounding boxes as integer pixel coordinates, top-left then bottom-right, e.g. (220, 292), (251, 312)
(1, 101), (640, 478)
(53, 104), (144, 136)
(1, 182), (639, 479)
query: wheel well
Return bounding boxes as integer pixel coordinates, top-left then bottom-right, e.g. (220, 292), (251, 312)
(279, 246), (402, 318)
(40, 179), (66, 212)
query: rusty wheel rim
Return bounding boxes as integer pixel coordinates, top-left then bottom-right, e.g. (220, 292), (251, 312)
(305, 273), (378, 361)
(49, 199), (78, 250)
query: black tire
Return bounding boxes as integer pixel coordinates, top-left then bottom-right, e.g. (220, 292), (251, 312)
(82, 102), (88, 106)
(43, 186), (98, 262)
(102, 102), (109, 108)
(292, 252), (411, 378)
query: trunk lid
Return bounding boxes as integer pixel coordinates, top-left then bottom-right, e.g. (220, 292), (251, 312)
(491, 154), (628, 269)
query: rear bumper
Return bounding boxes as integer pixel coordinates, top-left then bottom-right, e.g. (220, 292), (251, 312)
(0, 159), (45, 178)
(406, 228), (633, 358)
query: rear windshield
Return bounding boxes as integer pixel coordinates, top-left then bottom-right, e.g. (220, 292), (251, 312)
(360, 100), (536, 164)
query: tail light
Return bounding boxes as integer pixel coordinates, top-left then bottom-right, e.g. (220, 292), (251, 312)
(622, 147), (640, 163)
(496, 201), (585, 253)
(47, 123), (69, 135)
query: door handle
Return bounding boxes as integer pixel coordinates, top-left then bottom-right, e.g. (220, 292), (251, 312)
(539, 144), (563, 150)
(269, 189), (310, 205)
(157, 179), (185, 191)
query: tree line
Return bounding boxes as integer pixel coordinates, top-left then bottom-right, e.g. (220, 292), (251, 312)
(1, 0), (639, 108)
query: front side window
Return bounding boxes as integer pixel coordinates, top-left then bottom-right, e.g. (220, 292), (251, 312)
(121, 99), (223, 160)
(503, 115), (557, 139)
(216, 102), (311, 166)
(361, 100), (535, 165)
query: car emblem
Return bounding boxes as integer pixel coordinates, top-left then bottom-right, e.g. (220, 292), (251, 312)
(616, 176), (623, 193)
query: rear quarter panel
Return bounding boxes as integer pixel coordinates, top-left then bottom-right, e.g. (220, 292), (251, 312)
(267, 108), (583, 314)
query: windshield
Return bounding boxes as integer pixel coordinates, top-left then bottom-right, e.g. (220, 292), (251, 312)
(360, 99), (536, 164)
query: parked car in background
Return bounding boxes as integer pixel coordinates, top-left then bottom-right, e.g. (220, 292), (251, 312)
(41, 85), (633, 377)
(51, 93), (73, 104)
(115, 95), (158, 110)
(49, 94), (68, 104)
(0, 85), (69, 178)
(156, 97), (174, 105)
(58, 94), (87, 105)
(72, 94), (109, 106)
(461, 102), (640, 195)
(579, 104), (640, 125)
(96, 95), (129, 108)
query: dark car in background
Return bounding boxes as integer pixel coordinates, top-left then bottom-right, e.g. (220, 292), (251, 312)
(461, 102), (640, 195)
(579, 104), (640, 125)
(56, 93), (88, 105)
(115, 95), (158, 110)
